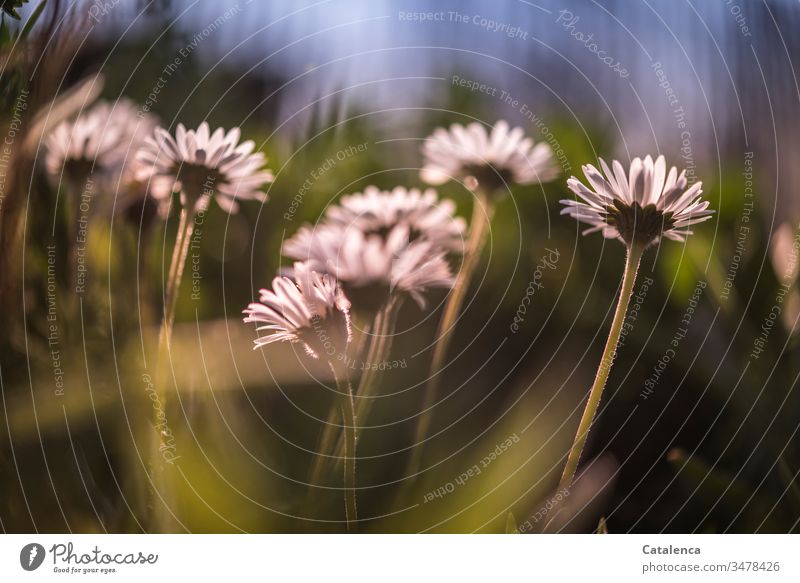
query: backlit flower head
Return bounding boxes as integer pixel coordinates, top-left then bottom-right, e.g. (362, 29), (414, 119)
(136, 122), (273, 214)
(323, 185), (466, 252)
(45, 99), (150, 184)
(45, 98), (173, 217)
(243, 262), (351, 358)
(561, 155), (713, 247)
(283, 223), (454, 311)
(421, 120), (559, 195)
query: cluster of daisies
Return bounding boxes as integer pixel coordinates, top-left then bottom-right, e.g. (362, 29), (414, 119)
(43, 95), (715, 525)
(43, 100), (713, 360)
(246, 184), (467, 359)
(43, 99), (273, 219)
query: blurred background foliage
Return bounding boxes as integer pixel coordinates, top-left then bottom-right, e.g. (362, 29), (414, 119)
(1, 0), (799, 533)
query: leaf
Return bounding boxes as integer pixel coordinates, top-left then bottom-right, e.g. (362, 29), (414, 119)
(18, 0), (45, 40)
(596, 516), (609, 534)
(0, 17), (9, 45)
(505, 511), (518, 534)
(778, 457), (800, 512)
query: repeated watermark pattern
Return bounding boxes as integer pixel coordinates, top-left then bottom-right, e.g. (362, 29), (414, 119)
(451, 75), (571, 175)
(751, 228), (799, 360)
(142, 372), (180, 464)
(618, 276), (654, 350)
(74, 177), (94, 295)
(46, 244), (65, 397)
(515, 487), (570, 533)
(722, 152), (755, 301)
(556, 10), (629, 79)
(423, 433), (520, 503)
(640, 280), (707, 400)
(399, 11), (529, 40)
(510, 248), (560, 333)
(0, 89), (28, 212)
(139, 4), (244, 117)
(651, 61), (697, 185)
(284, 142), (368, 221)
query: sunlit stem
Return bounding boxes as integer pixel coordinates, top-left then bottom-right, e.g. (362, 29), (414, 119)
(325, 296), (403, 473)
(330, 362), (358, 531)
(557, 241), (645, 493)
(408, 190), (493, 475)
(158, 206), (195, 355)
(308, 406), (343, 490)
(308, 317), (372, 490)
(149, 204), (195, 532)
(354, 295), (402, 415)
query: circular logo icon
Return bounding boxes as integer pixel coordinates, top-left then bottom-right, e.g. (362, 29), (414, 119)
(20, 543), (46, 571)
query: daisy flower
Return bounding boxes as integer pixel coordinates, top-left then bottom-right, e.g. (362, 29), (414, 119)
(561, 155), (714, 247)
(409, 120), (559, 466)
(45, 98), (174, 218)
(420, 120), (559, 194)
(136, 122), (273, 214)
(243, 262), (352, 358)
(555, 155), (714, 495)
(324, 185), (466, 252)
(283, 223), (454, 310)
(45, 98), (150, 186)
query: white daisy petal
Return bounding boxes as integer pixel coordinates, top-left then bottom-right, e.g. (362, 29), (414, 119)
(283, 186), (461, 309)
(243, 264), (352, 357)
(563, 155), (713, 246)
(420, 120), (559, 192)
(135, 123), (272, 214)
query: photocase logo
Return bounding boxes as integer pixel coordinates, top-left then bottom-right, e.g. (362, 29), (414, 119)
(20, 543), (46, 571)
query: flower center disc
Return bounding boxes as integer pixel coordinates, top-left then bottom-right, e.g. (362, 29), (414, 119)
(608, 201), (674, 246)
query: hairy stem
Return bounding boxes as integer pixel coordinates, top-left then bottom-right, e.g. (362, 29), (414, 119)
(557, 242), (644, 492)
(355, 296), (401, 417)
(330, 363), (358, 531)
(326, 297), (402, 473)
(308, 318), (372, 490)
(408, 191), (493, 475)
(149, 206), (195, 532)
(158, 207), (194, 355)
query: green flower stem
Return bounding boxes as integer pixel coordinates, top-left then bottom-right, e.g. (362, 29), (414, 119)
(408, 191), (493, 475)
(354, 296), (402, 416)
(308, 405), (345, 490)
(149, 205), (195, 532)
(159, 207), (195, 354)
(330, 362), (358, 531)
(325, 297), (402, 475)
(557, 242), (645, 493)
(308, 315), (374, 491)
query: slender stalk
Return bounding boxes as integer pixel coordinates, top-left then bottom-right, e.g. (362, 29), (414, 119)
(325, 297), (402, 472)
(557, 242), (645, 492)
(355, 296), (401, 416)
(149, 206), (195, 531)
(308, 318), (373, 490)
(308, 406), (343, 489)
(158, 207), (195, 354)
(408, 191), (493, 474)
(330, 363), (358, 531)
